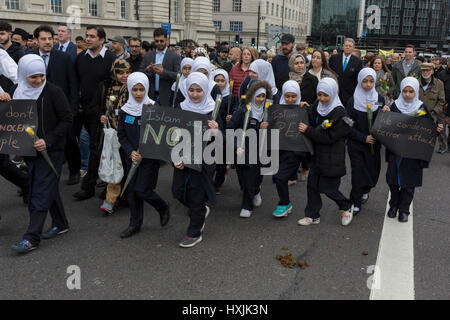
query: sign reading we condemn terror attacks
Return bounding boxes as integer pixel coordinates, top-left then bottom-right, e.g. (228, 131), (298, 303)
(0, 100), (37, 156)
(268, 104), (314, 154)
(139, 105), (210, 172)
(371, 111), (437, 162)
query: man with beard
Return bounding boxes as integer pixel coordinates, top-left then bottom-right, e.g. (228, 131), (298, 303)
(271, 34), (296, 92)
(126, 38), (143, 73)
(0, 22), (25, 63)
(212, 46), (233, 73)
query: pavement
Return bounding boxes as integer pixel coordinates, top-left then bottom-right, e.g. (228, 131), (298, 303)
(0, 150), (449, 300)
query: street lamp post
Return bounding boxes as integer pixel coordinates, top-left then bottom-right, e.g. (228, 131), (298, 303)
(257, 1), (261, 49)
(282, 0), (285, 30)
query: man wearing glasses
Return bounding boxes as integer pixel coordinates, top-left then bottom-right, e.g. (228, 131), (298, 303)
(139, 28), (181, 106)
(127, 38), (143, 73)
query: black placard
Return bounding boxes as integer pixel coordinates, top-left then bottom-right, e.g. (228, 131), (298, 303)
(268, 104), (314, 154)
(371, 111), (437, 162)
(0, 100), (38, 156)
(139, 105), (210, 172)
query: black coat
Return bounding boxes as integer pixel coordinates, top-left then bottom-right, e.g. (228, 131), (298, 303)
(303, 102), (350, 178)
(53, 42), (78, 63)
(328, 53), (363, 105)
(6, 41), (25, 64)
(31, 49), (79, 114)
(117, 110), (141, 158)
(271, 54), (290, 92)
(10, 82), (73, 151)
(300, 72), (318, 105)
(346, 95), (385, 189)
(385, 102), (432, 188)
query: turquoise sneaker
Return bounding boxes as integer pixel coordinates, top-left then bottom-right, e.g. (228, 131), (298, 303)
(272, 203), (293, 218)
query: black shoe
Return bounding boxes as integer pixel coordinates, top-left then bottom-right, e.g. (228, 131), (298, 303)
(159, 201), (170, 227)
(73, 189), (95, 201)
(120, 226), (140, 239)
(67, 172), (81, 186)
(41, 226), (69, 239)
(387, 207), (398, 218)
(398, 212), (409, 223)
(361, 194), (370, 205)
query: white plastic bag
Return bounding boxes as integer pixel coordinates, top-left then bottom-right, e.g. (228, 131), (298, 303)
(98, 128), (124, 184)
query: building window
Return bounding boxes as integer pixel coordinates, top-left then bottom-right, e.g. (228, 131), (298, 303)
(213, 0), (220, 13)
(89, 0), (98, 16)
(121, 0), (126, 18)
(266, 1), (269, 15)
(6, 0), (19, 10)
(232, 0), (242, 12)
(271, 3), (274, 16)
(174, 0), (180, 22)
(230, 21), (243, 32)
(214, 21), (222, 31)
(276, 5), (279, 17)
(51, 0), (63, 14)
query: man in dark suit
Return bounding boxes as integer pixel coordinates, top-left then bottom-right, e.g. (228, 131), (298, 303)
(328, 38), (363, 106)
(53, 23), (78, 63)
(33, 25), (81, 185)
(139, 28), (181, 106)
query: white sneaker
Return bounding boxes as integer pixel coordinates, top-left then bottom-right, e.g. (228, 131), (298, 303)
(80, 169), (88, 178)
(297, 217), (320, 226)
(340, 206), (354, 226)
(240, 209), (252, 218)
(253, 193), (262, 208)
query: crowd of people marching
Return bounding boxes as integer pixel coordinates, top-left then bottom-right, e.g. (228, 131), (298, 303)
(0, 21), (449, 253)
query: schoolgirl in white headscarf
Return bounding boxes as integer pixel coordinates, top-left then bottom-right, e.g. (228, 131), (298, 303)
(180, 72), (216, 115)
(121, 72), (154, 117)
(171, 57), (193, 92)
(394, 77), (423, 115)
(353, 68), (380, 112)
(316, 77), (343, 116)
(249, 59), (278, 96)
(13, 54), (46, 100)
(280, 80), (301, 105)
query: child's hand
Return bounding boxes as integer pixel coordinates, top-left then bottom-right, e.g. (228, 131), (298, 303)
(226, 115), (232, 123)
(382, 106), (391, 112)
(300, 102), (309, 108)
(208, 120), (218, 130)
(174, 161), (184, 170)
(100, 115), (107, 125)
(299, 122), (308, 133)
(437, 124), (444, 133)
(366, 135), (376, 145)
(0, 93), (11, 101)
(34, 139), (46, 152)
(260, 122), (268, 129)
(131, 151), (142, 162)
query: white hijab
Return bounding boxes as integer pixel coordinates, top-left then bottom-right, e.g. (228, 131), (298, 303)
(249, 59), (278, 96)
(121, 72), (154, 117)
(13, 54), (46, 100)
(180, 72), (216, 115)
(395, 77), (423, 115)
(171, 57), (193, 92)
(280, 80), (301, 105)
(353, 68), (379, 112)
(316, 77), (342, 117)
(213, 69), (230, 97)
(250, 87), (266, 122)
(191, 56), (217, 96)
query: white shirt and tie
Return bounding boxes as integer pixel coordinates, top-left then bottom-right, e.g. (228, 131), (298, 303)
(58, 41), (70, 52)
(39, 50), (51, 70)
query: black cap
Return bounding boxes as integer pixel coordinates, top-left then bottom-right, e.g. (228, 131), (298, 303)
(281, 34), (295, 44)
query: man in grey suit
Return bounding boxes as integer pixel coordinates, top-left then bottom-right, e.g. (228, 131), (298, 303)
(139, 28), (181, 106)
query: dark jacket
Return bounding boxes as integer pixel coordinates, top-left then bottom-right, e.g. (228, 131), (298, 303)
(391, 60), (422, 99)
(437, 68), (450, 113)
(127, 54), (144, 73)
(53, 42), (78, 63)
(385, 102), (432, 188)
(117, 110), (140, 157)
(31, 49), (78, 114)
(299, 72), (318, 105)
(303, 102), (350, 178)
(10, 82), (73, 151)
(271, 54), (290, 92)
(139, 47), (181, 106)
(328, 53), (363, 105)
(6, 41), (25, 64)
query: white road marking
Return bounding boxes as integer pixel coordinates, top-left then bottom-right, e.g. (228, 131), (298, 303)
(370, 192), (415, 300)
